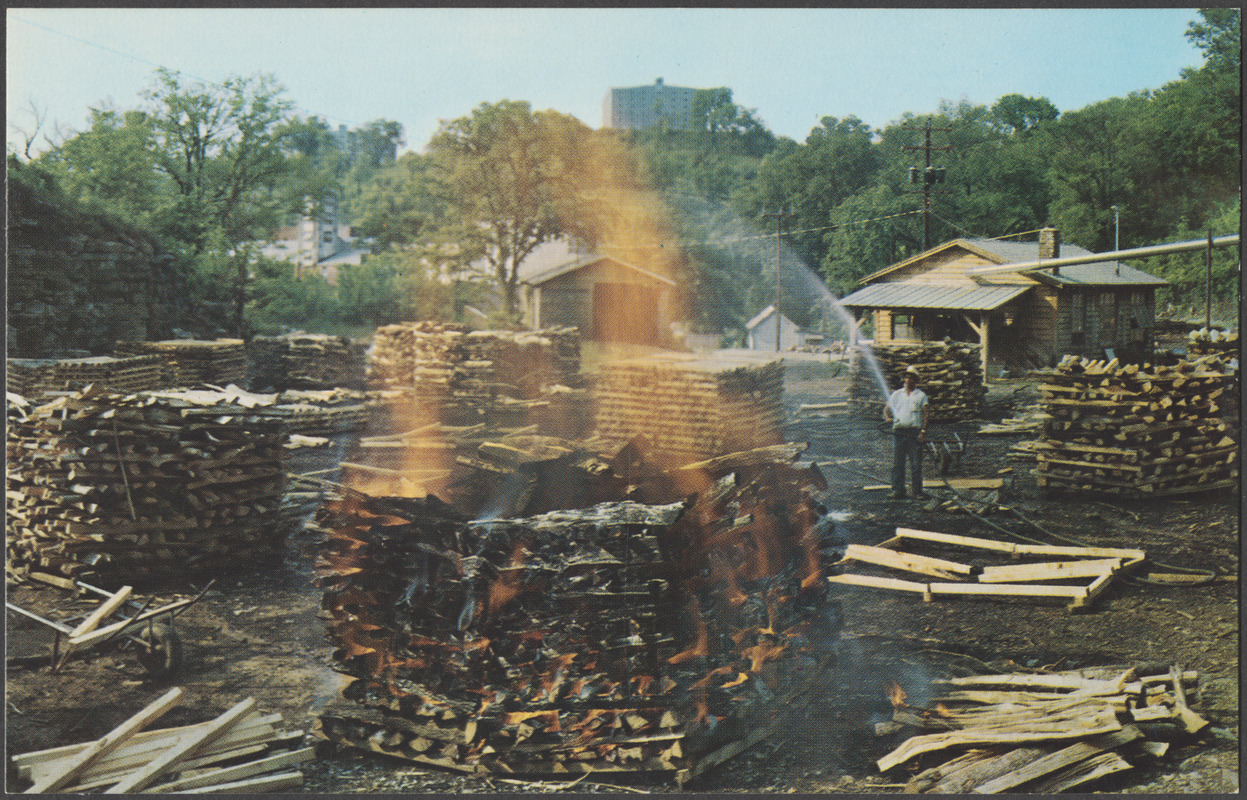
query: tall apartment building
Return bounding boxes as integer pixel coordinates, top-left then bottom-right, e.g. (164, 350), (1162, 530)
(602, 78), (699, 131)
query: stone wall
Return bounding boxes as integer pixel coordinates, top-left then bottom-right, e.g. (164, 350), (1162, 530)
(7, 171), (186, 358)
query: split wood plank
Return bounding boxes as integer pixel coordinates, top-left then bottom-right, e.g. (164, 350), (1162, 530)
(165, 770), (304, 794)
(877, 709), (1122, 771)
(970, 726), (1141, 793)
(1026, 750), (1133, 793)
(840, 544), (976, 580)
(928, 582), (1087, 599)
(1169, 664), (1209, 735)
(827, 573), (931, 595)
(105, 697), (257, 793)
(143, 747), (314, 793)
(861, 478), (1003, 491)
(895, 527), (1145, 561)
(928, 747), (1050, 794)
(905, 749), (1000, 793)
(67, 597), (196, 649)
(67, 586), (133, 638)
(1068, 569), (1118, 611)
(934, 673), (1148, 692)
(24, 687), (183, 793)
(978, 559), (1122, 583)
(65, 735), (301, 793)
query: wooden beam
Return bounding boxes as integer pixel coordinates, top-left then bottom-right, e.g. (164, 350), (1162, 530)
(971, 726), (1142, 793)
(145, 747), (314, 793)
(165, 770), (304, 794)
(841, 544), (976, 580)
(979, 559), (1121, 583)
(24, 687), (183, 794)
(67, 598), (196, 649)
(927, 582), (1087, 599)
(68, 586), (133, 639)
(861, 478), (1003, 491)
(827, 573), (932, 595)
(105, 698), (257, 793)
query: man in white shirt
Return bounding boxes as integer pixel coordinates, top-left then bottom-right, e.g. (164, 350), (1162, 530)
(882, 366), (930, 500)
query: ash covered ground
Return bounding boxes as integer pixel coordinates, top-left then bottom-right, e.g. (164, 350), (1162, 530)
(5, 353), (1239, 794)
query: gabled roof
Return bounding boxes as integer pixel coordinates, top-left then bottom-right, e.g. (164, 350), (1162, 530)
(520, 251), (676, 288)
(745, 305), (796, 330)
(840, 283), (1031, 311)
(859, 237), (1167, 287)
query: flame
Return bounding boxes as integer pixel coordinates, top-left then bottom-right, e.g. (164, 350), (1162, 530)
(886, 681), (909, 708)
(667, 599), (709, 665)
(936, 702), (956, 717)
(486, 538), (530, 615)
(742, 639), (788, 673)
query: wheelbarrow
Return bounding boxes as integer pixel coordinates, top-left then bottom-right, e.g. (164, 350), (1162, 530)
(5, 574), (212, 679)
(925, 432), (966, 476)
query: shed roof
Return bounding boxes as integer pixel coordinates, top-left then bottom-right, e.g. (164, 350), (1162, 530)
(859, 237), (1167, 287)
(520, 251), (676, 287)
(744, 305), (797, 330)
(839, 283), (1031, 311)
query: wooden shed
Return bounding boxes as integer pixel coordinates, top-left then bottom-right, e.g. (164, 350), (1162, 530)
(518, 247), (677, 346)
(840, 228), (1168, 376)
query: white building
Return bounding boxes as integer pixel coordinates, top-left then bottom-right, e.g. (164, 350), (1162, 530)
(745, 305), (805, 351)
(602, 78), (698, 131)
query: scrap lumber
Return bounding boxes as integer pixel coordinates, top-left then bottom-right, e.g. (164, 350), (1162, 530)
(839, 544), (975, 580)
(1030, 353), (1239, 497)
(888, 665), (1209, 792)
(247, 332), (368, 391)
(5, 386), (288, 583)
(860, 477), (1004, 491)
(7, 355), (168, 399)
(849, 341), (986, 423)
(12, 695), (306, 794)
(114, 339), (247, 388)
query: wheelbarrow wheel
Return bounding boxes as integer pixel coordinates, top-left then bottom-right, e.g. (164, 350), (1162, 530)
(135, 623), (182, 679)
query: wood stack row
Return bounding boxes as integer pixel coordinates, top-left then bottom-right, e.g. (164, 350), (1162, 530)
(312, 443), (840, 782)
(248, 332), (369, 391)
(1031, 354), (1239, 496)
(593, 354), (784, 464)
(7, 355), (168, 399)
(1186, 327), (1239, 357)
(261, 388), (368, 435)
(849, 341), (986, 422)
(880, 663), (1208, 793)
(5, 385), (287, 585)
(114, 339), (248, 388)
(10, 688), (310, 793)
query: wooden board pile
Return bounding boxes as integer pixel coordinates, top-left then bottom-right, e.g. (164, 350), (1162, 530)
(828, 527), (1145, 613)
(1031, 353), (1239, 496)
(5, 385), (287, 584)
(879, 663), (1208, 793)
(261, 388), (368, 435)
(849, 341), (986, 422)
(114, 339), (248, 388)
(1186, 327), (1239, 357)
(7, 355), (167, 399)
(312, 443), (840, 783)
(248, 332), (369, 391)
(10, 687), (311, 793)
(593, 354), (784, 465)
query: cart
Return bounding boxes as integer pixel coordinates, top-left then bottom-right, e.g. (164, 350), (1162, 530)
(5, 574), (212, 678)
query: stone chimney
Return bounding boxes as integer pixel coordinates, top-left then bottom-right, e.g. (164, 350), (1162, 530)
(1039, 227), (1061, 259)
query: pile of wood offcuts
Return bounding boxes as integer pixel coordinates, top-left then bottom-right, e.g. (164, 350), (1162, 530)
(593, 354), (784, 465)
(311, 442), (841, 783)
(5, 386), (286, 584)
(7, 354), (168, 399)
(1032, 353), (1239, 496)
(1186, 327), (1239, 357)
(248, 332), (369, 391)
(114, 338), (248, 387)
(849, 341), (986, 422)
(880, 663), (1209, 793)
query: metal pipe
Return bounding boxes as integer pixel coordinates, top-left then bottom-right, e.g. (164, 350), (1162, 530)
(965, 234), (1241, 276)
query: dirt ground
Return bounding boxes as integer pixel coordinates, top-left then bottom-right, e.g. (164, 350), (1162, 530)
(5, 354), (1240, 794)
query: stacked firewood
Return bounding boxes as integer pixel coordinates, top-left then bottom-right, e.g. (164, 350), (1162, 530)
(1031, 354), (1239, 496)
(7, 355), (167, 399)
(248, 332), (369, 391)
(880, 664), (1207, 793)
(9, 688), (310, 793)
(849, 341), (986, 422)
(115, 339), (248, 388)
(261, 388), (368, 435)
(593, 354), (784, 464)
(312, 442), (841, 781)
(5, 385), (287, 584)
(1186, 327), (1239, 357)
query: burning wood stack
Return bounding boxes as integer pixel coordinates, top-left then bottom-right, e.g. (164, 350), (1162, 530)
(5, 385), (287, 584)
(849, 342), (986, 422)
(7, 355), (167, 399)
(593, 354), (784, 465)
(1032, 354), (1239, 496)
(312, 443), (840, 781)
(248, 332), (369, 391)
(880, 664), (1208, 793)
(1186, 328), (1239, 357)
(114, 339), (248, 388)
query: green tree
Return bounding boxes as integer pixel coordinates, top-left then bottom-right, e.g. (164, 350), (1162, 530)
(988, 94), (1060, 135)
(426, 100), (593, 319)
(352, 152), (443, 248)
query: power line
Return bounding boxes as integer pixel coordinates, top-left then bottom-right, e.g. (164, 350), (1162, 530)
(9, 14), (363, 130)
(600, 209), (923, 251)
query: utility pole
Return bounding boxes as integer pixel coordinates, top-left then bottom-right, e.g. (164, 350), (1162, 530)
(1111, 205), (1120, 276)
(1205, 229), (1213, 330)
(761, 207), (796, 351)
(902, 119), (953, 250)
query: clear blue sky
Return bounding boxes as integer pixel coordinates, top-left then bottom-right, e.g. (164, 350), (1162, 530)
(7, 7), (1205, 156)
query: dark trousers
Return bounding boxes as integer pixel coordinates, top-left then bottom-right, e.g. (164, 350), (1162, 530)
(891, 427), (924, 496)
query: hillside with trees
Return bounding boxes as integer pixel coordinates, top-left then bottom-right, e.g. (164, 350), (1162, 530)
(7, 9), (1238, 347)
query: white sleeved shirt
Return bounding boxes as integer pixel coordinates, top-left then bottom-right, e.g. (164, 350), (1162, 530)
(887, 387), (928, 429)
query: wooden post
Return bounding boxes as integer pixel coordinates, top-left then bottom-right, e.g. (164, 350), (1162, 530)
(980, 311), (990, 386)
(1205, 229), (1213, 330)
